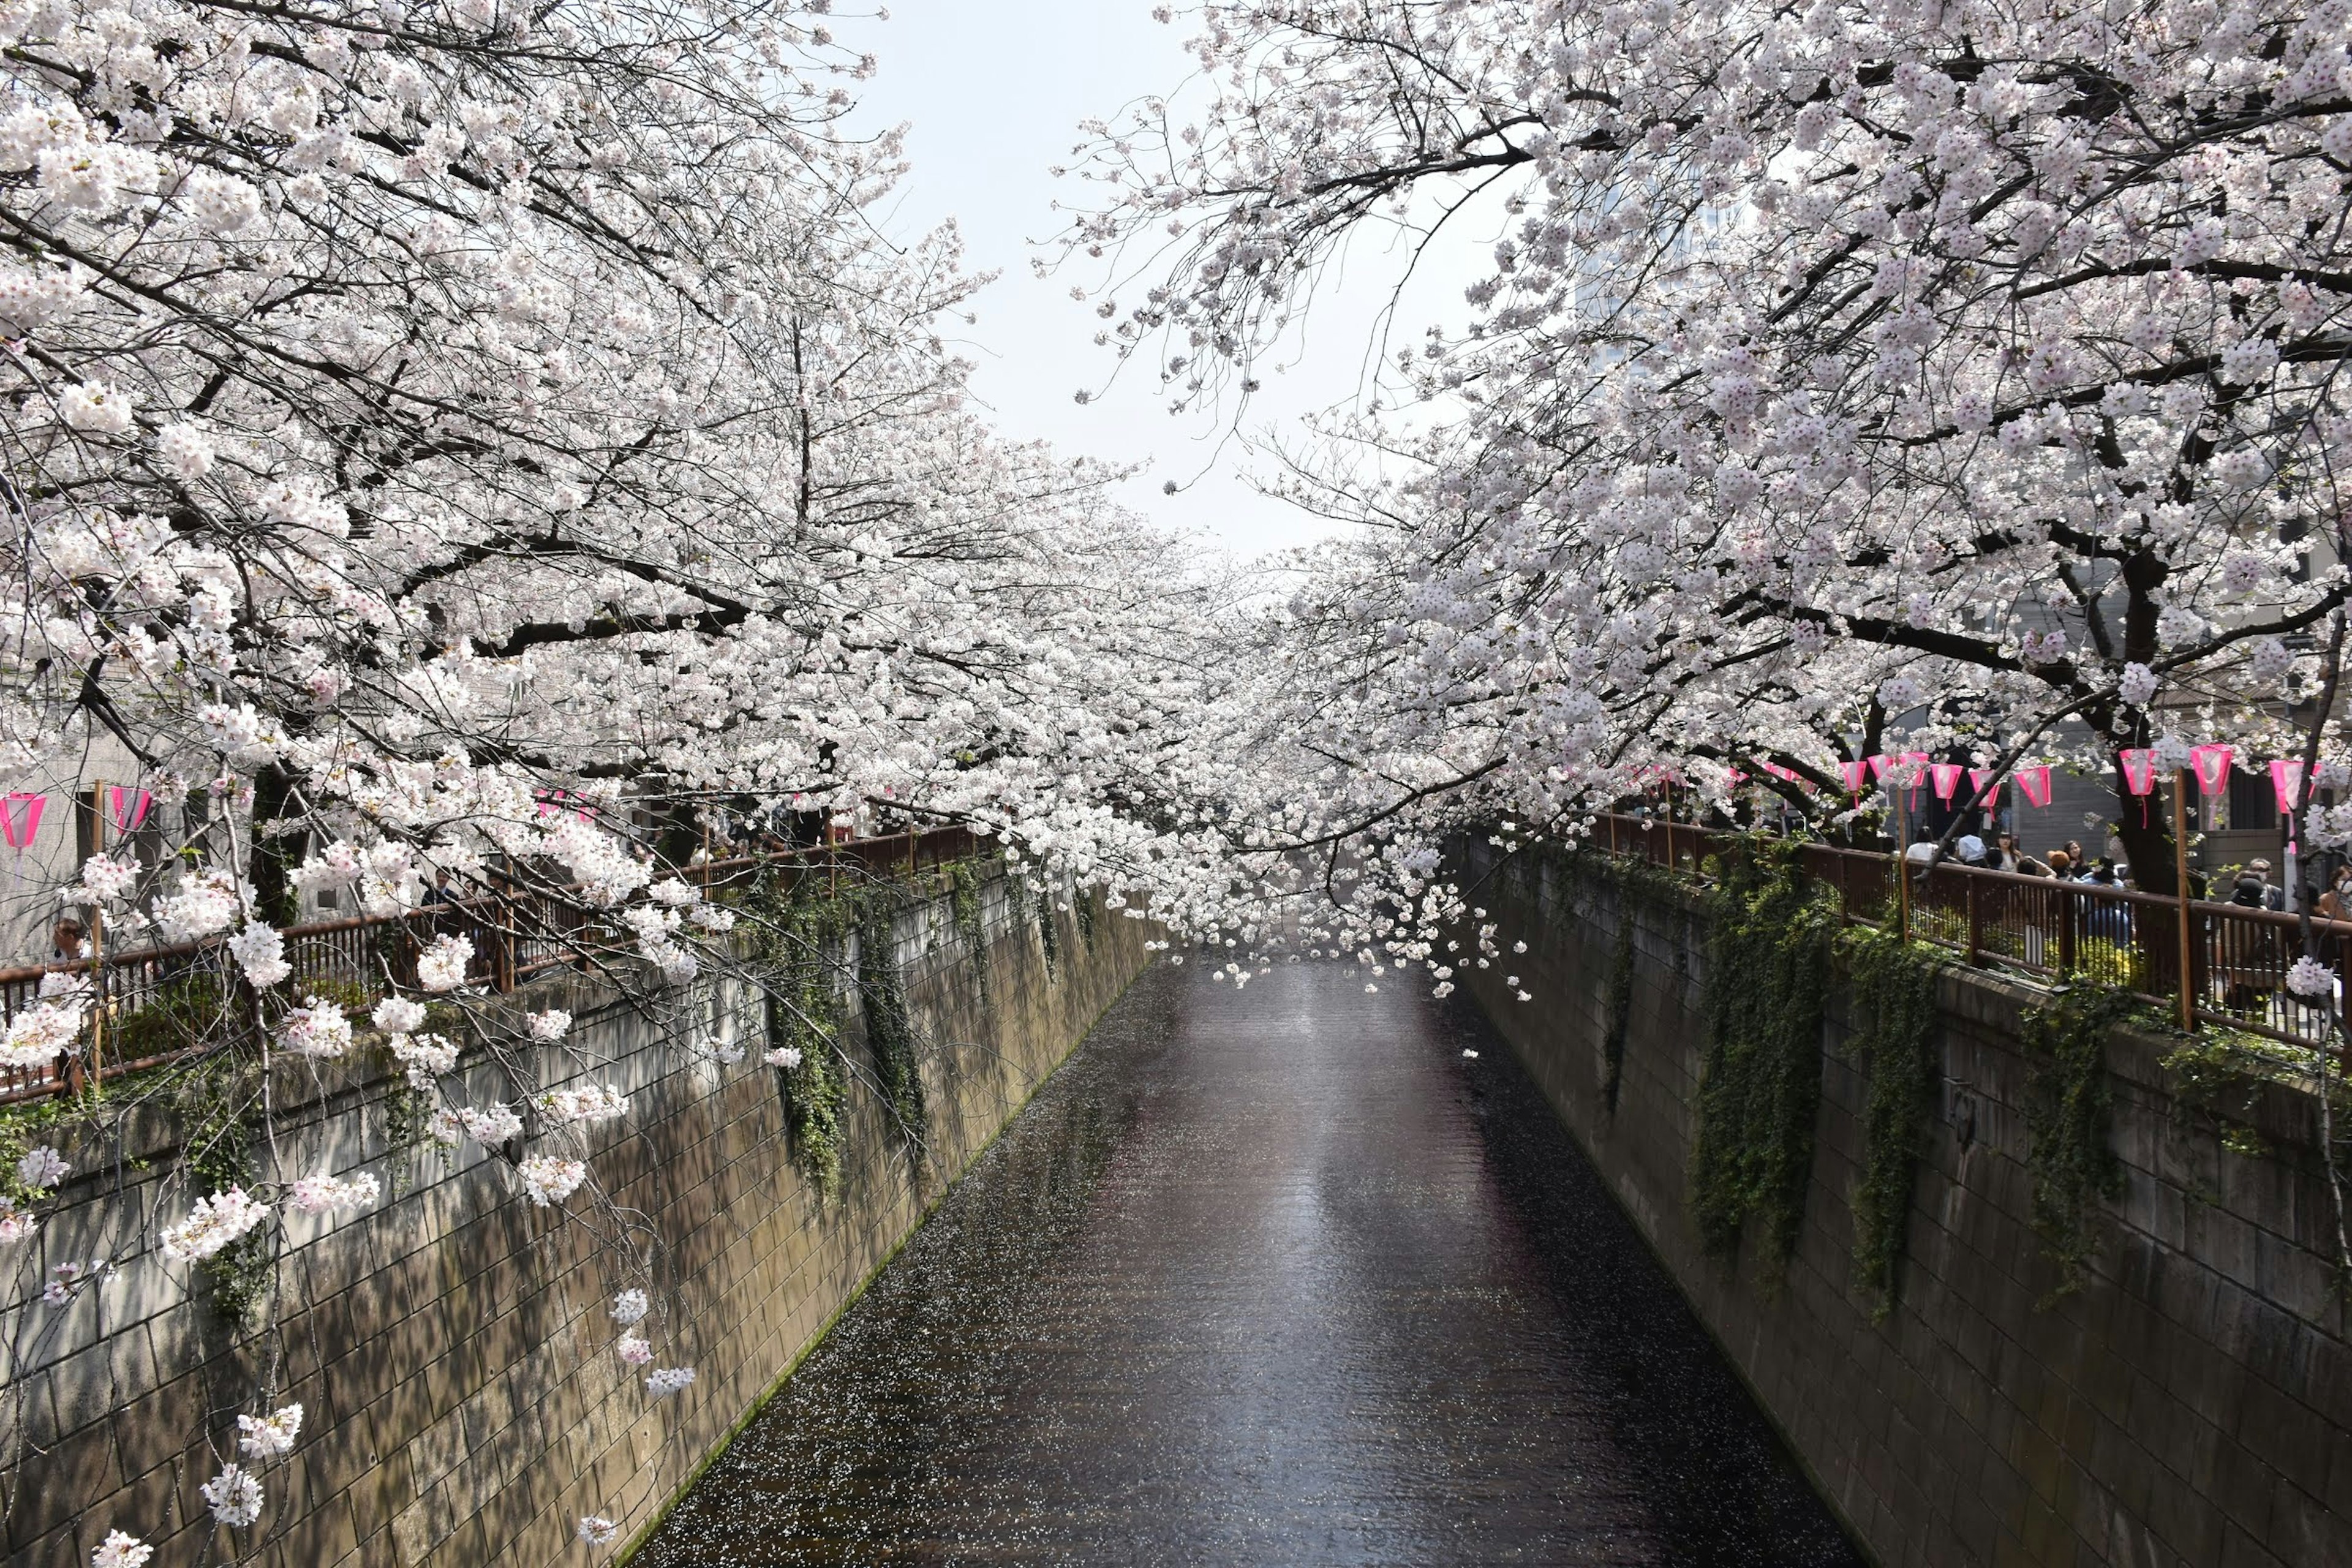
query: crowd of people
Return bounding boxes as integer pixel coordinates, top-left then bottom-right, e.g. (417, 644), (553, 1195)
(1922, 831), (2352, 920)
(1919, 827), (2352, 912)
(1920, 831), (2142, 890)
(1896, 829), (2352, 1020)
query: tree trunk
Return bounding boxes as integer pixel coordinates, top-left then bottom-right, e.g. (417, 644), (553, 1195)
(2111, 763), (2177, 897)
(247, 761), (301, 928)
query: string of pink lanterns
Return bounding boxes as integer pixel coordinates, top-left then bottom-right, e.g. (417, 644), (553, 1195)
(1712, 744), (2334, 831)
(0, 785), (153, 853)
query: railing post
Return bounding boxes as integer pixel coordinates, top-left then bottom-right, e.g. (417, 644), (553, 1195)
(2058, 884), (2078, 976)
(1966, 872), (1983, 967)
(1896, 808), (1910, 944)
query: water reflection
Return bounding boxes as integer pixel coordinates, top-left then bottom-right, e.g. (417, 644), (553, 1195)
(638, 962), (1865, 1566)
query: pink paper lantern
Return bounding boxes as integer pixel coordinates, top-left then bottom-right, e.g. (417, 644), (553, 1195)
(107, 785), (151, 835)
(2270, 758), (2307, 815)
(1, 792), (45, 850)
(2189, 745), (2233, 795)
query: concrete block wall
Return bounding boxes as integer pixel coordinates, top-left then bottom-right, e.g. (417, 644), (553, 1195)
(1461, 842), (2351, 1568)
(0, 870), (1152, 1567)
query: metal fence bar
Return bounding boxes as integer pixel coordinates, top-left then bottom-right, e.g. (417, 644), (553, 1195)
(1588, 812), (2347, 1051)
(0, 824), (986, 1104)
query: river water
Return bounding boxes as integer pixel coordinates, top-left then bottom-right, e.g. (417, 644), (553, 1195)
(636, 960), (1866, 1566)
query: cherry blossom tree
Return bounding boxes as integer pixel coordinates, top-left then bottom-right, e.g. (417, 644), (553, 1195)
(1064, 0), (2352, 891)
(0, 0), (1245, 1553)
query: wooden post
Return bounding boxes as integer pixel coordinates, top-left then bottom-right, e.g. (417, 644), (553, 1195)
(2174, 769), (2196, 1033)
(1896, 796), (1911, 944)
(498, 898), (517, 995)
(2058, 883), (2077, 976)
(87, 779), (104, 1083)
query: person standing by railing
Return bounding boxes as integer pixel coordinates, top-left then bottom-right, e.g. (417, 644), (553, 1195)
(2316, 865), (2352, 922)
(1991, 832), (2051, 876)
(2231, 860), (2285, 913)
(2086, 861), (2132, 944)
(2222, 861), (2285, 1018)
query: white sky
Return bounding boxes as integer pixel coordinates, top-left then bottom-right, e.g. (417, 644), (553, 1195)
(839, 1), (1481, 560)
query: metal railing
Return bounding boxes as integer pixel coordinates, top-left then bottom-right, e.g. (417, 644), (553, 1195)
(0, 824), (981, 1105)
(1594, 813), (2345, 1049)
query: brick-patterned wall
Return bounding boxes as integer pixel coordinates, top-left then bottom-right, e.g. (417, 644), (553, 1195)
(1463, 843), (2350, 1568)
(3, 872), (1152, 1568)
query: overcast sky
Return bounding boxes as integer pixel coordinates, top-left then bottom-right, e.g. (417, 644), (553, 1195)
(838, 1), (1472, 560)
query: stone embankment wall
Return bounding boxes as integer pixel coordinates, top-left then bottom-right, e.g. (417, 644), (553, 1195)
(1461, 842), (2349, 1568)
(3, 870), (1150, 1568)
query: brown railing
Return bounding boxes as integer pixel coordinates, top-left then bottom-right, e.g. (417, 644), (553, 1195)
(0, 824), (982, 1106)
(1593, 812), (2346, 1049)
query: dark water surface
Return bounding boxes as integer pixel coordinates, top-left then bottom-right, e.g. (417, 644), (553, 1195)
(637, 962), (1866, 1566)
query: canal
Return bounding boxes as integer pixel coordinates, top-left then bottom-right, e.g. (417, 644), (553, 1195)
(636, 960), (1866, 1566)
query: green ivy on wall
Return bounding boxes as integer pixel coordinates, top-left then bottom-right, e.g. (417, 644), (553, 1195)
(737, 858), (1000, 1188)
(1841, 927), (1942, 1319)
(2020, 982), (2138, 1301)
(1688, 840), (1839, 1276)
(1001, 873), (1052, 979)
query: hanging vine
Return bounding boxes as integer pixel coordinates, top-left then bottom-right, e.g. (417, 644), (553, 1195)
(857, 894), (926, 1154)
(742, 869), (858, 1192)
(1841, 926), (1942, 1319)
(175, 1055), (272, 1327)
(2020, 982), (2139, 1301)
(1034, 878), (1061, 979)
(948, 859), (992, 1009)
(2161, 1033), (2273, 1159)
(1688, 840), (1838, 1275)
(1602, 916), (1635, 1114)
(1574, 840), (1691, 918)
